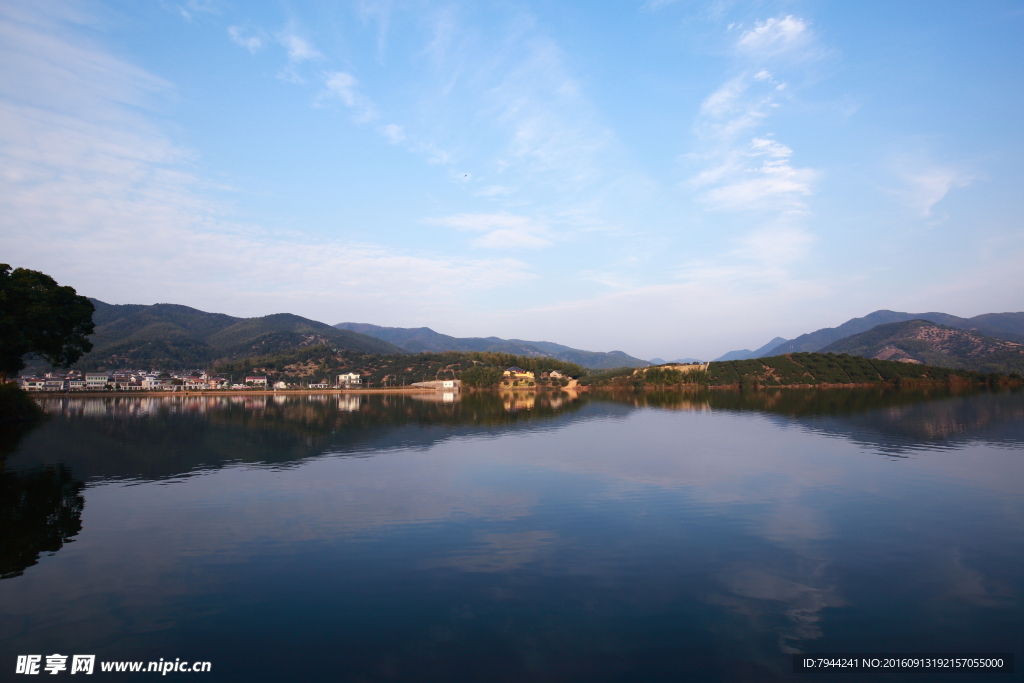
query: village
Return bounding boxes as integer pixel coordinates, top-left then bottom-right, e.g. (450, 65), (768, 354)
(17, 365), (572, 392)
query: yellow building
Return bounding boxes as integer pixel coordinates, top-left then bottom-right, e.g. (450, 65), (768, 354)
(502, 366), (535, 380)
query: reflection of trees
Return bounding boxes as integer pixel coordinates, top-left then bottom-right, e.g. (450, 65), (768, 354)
(0, 464), (84, 579)
(594, 386), (1024, 453)
(598, 385), (995, 417)
(19, 392), (588, 482)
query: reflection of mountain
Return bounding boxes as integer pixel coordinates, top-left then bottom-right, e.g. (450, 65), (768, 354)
(605, 387), (1024, 454)
(0, 465), (84, 579)
(10, 389), (1022, 483)
(9, 393), (622, 482)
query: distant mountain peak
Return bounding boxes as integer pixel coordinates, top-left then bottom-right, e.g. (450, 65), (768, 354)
(334, 322), (649, 369)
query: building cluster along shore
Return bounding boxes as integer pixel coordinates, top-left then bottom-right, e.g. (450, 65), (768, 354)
(17, 366), (575, 393)
(19, 370), (387, 392)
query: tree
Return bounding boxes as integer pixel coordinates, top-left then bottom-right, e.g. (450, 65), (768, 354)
(0, 265), (95, 381)
(460, 365), (505, 388)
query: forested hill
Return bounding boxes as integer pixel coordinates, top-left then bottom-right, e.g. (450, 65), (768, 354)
(766, 309), (1024, 355)
(704, 353), (994, 387)
(334, 322), (649, 369)
(819, 320), (1024, 374)
(72, 300), (404, 371)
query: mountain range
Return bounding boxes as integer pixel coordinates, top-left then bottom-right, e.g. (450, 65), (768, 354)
(716, 310), (1024, 361)
(44, 299), (1024, 376)
(334, 323), (649, 369)
(768, 310), (1024, 354)
(819, 320), (1024, 374)
(71, 300), (403, 371)
(714, 337), (790, 362)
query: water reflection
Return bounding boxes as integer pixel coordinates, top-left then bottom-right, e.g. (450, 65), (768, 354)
(608, 386), (1024, 454)
(0, 388), (1020, 681)
(8, 388), (1022, 485)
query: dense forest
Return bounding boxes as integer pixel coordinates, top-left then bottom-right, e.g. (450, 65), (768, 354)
(581, 353), (1020, 389)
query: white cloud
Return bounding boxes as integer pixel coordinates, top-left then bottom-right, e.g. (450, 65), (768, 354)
(897, 164), (974, 217)
(227, 26), (262, 54)
(698, 137), (815, 212)
(320, 71), (358, 106)
(0, 2), (533, 324)
(378, 123), (405, 144)
(737, 16), (810, 56)
(426, 213), (552, 249)
(689, 69), (816, 213)
(316, 71), (376, 122)
(279, 32), (320, 63)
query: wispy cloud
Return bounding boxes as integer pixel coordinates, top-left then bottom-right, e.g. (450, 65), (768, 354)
(0, 2), (532, 323)
(736, 16), (811, 57)
(357, 0), (394, 59)
(274, 28), (322, 82)
(895, 163), (974, 218)
(426, 213), (551, 249)
(227, 26), (263, 54)
(686, 18), (818, 214)
(279, 32), (321, 62)
(315, 71), (377, 122)
(378, 123), (405, 144)
(176, 0), (219, 23)
(695, 137), (816, 212)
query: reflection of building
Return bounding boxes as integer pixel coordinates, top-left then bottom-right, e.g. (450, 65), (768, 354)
(338, 395), (363, 412)
(338, 373), (362, 387)
(502, 391), (536, 412)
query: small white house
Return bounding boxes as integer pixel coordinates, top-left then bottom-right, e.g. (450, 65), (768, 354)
(273, 381), (288, 390)
(338, 372), (362, 386)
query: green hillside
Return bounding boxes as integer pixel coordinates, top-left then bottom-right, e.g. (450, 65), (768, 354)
(707, 352), (989, 386)
(73, 300), (404, 371)
(213, 347), (586, 388)
(584, 353), (1011, 389)
(819, 320), (1024, 374)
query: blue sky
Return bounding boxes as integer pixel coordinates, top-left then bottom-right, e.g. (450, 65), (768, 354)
(2, 0), (1022, 360)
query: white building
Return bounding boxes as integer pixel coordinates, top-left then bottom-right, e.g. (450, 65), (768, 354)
(245, 376), (268, 387)
(338, 372), (362, 387)
(85, 373), (110, 389)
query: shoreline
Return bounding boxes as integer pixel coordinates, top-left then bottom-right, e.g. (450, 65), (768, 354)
(29, 387), (442, 398)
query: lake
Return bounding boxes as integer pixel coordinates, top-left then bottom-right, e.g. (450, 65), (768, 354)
(2, 388), (1022, 681)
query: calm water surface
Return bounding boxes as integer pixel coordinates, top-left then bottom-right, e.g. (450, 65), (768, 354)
(1, 388), (1022, 682)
